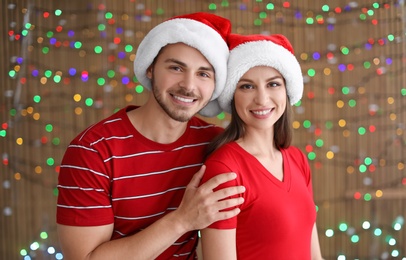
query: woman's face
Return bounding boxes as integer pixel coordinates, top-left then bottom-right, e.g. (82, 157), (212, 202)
(234, 66), (287, 131)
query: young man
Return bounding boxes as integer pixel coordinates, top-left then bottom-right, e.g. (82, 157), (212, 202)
(56, 13), (245, 259)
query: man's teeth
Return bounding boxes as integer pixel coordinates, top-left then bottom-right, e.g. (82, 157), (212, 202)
(252, 109), (271, 115)
(174, 95), (194, 103)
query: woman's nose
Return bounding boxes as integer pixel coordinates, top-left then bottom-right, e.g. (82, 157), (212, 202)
(254, 87), (268, 104)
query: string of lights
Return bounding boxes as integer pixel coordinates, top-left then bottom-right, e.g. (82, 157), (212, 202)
(1, 1), (405, 259)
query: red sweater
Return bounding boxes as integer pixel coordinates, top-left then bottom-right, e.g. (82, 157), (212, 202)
(57, 106), (222, 259)
(203, 143), (317, 259)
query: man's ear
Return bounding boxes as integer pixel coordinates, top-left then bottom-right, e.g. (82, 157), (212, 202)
(146, 65), (153, 79)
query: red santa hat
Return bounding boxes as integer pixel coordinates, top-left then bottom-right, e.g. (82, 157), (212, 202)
(133, 12), (231, 117)
(218, 33), (304, 114)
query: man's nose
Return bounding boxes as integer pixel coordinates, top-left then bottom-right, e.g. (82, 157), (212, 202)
(179, 73), (197, 91)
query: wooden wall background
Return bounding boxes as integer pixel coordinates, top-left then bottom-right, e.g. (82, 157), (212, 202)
(1, 0), (405, 259)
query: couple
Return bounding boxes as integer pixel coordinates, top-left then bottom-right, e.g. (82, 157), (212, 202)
(56, 12), (323, 259)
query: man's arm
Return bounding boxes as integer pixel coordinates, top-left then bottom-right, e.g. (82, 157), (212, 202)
(58, 166), (245, 260)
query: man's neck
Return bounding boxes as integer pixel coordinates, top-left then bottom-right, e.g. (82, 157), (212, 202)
(127, 103), (189, 144)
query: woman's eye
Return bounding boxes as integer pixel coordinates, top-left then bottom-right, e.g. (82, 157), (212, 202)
(240, 84), (253, 89)
(268, 82), (281, 87)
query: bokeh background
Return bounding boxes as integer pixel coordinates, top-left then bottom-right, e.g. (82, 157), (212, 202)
(1, 0), (405, 259)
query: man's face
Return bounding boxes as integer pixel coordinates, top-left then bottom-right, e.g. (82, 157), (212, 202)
(147, 43), (216, 122)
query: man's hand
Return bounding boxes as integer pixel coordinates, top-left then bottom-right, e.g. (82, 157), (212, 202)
(58, 166), (245, 260)
(173, 165), (245, 232)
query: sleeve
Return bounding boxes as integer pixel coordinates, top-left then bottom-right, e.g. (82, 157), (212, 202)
(303, 151), (313, 195)
(56, 136), (114, 226)
(201, 154), (241, 229)
(296, 147), (314, 196)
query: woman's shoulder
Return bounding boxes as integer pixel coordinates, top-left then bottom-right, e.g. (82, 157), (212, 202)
(202, 142), (242, 185)
(283, 146), (305, 156)
(207, 142), (242, 159)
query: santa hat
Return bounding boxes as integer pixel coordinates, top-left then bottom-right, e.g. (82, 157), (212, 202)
(133, 12), (231, 117)
(218, 33), (304, 114)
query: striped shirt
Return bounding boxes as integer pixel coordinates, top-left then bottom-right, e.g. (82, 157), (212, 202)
(57, 106), (222, 259)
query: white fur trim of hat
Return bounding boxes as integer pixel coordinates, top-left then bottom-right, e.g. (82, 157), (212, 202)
(133, 12), (231, 117)
(219, 33), (304, 114)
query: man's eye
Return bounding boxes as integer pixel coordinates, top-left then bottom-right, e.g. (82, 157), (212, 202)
(170, 66), (182, 71)
(200, 72), (210, 78)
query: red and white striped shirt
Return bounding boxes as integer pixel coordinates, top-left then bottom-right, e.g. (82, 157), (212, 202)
(57, 106), (222, 259)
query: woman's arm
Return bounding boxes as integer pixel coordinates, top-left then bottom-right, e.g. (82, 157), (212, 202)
(201, 228), (237, 260)
(58, 168), (244, 260)
(311, 222), (324, 260)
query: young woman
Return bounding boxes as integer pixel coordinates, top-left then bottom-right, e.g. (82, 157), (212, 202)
(201, 33), (323, 259)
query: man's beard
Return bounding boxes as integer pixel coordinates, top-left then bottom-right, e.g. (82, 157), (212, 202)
(151, 78), (208, 122)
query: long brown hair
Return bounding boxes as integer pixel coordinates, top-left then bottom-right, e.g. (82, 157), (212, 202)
(205, 96), (293, 159)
